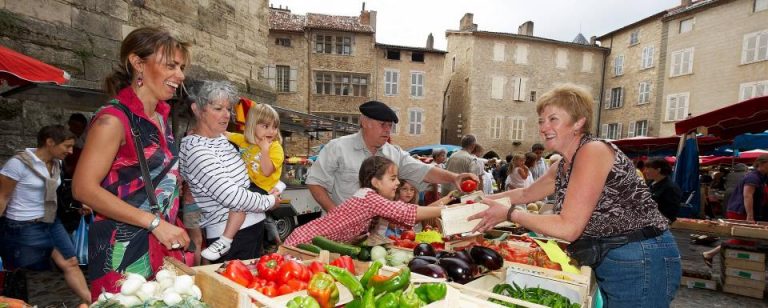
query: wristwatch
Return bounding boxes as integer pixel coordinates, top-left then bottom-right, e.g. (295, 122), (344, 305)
(147, 215), (161, 232)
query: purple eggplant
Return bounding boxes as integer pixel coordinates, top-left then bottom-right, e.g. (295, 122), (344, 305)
(470, 245), (504, 271)
(410, 263), (447, 279)
(413, 243), (436, 257)
(452, 250), (474, 265)
(437, 257), (474, 284)
(408, 257), (432, 269)
(413, 256), (439, 264)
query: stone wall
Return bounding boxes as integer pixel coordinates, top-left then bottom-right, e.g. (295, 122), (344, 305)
(374, 47), (445, 150)
(599, 18), (664, 138)
(660, 0), (768, 136)
(0, 0), (272, 162)
(445, 28), (607, 157)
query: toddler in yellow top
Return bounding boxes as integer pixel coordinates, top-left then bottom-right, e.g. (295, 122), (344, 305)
(201, 103), (285, 261)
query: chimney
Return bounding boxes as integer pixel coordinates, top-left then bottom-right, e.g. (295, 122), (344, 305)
(518, 21), (534, 36)
(681, 0), (692, 7)
(590, 36), (597, 45)
(426, 33), (434, 49)
(460, 13), (477, 31)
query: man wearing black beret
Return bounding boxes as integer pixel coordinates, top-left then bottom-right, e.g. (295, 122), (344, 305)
(306, 100), (480, 212)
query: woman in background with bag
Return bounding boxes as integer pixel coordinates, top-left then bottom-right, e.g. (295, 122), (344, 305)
(0, 125), (90, 305)
(468, 85), (680, 307)
(72, 27), (191, 301)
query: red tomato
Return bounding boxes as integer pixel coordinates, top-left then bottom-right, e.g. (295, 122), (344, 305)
(401, 230), (416, 241)
(460, 180), (478, 193)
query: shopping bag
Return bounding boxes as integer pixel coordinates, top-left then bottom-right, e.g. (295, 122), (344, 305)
(71, 215), (90, 266)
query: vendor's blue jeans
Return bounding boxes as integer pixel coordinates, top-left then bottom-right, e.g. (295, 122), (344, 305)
(595, 230), (681, 308)
(0, 217), (76, 270)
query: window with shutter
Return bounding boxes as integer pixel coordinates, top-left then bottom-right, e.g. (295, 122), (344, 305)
(384, 70), (399, 96)
(742, 30), (768, 64)
(638, 81), (651, 104)
(391, 108), (399, 134)
(556, 49), (568, 69)
(493, 42), (505, 62)
(289, 68), (297, 92)
(671, 48), (694, 76)
(614, 55), (624, 76)
(642, 46), (654, 69)
(408, 108), (424, 135)
(601, 124), (609, 139)
(509, 117), (525, 141)
(666, 93), (689, 121)
(581, 52), (593, 73)
(411, 72), (425, 98)
(491, 76), (504, 100)
(627, 122), (636, 138)
(515, 44), (528, 64)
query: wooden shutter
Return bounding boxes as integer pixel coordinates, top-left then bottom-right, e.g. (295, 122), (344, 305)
(289, 68), (297, 92)
(627, 121), (636, 138)
(601, 124), (609, 139)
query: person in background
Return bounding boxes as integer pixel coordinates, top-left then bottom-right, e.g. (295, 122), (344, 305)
(471, 144), (488, 193)
(530, 143), (547, 181)
(724, 163), (748, 209)
(180, 81), (280, 262)
(635, 160), (646, 182)
(468, 84), (679, 306)
(286, 156), (448, 246)
(0, 125), (90, 305)
(199, 102), (286, 261)
(63, 113), (88, 178)
(645, 158), (682, 223)
(423, 148), (448, 206)
(72, 27), (191, 301)
(495, 154), (513, 192)
(307, 101), (477, 212)
(505, 153), (532, 190)
(442, 134), (482, 195)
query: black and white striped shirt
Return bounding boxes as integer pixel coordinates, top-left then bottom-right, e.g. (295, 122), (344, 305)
(179, 134), (275, 238)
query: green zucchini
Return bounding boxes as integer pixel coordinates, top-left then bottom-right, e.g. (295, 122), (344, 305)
(312, 236), (362, 256)
(296, 243), (322, 253)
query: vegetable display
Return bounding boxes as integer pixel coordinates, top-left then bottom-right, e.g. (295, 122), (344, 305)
(218, 253), (313, 298)
(406, 243), (504, 284)
(312, 236), (362, 257)
(91, 270), (205, 307)
(307, 272), (339, 308)
(490, 283), (580, 308)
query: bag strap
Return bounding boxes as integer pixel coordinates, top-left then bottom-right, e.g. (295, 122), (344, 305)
(109, 101), (162, 215)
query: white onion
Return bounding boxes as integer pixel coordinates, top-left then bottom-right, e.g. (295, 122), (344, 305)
(140, 281), (159, 297)
(124, 273), (147, 283)
(158, 277), (174, 291)
(114, 294), (143, 306)
(173, 275), (195, 295)
(163, 291), (183, 306)
(97, 292), (115, 302)
(120, 277), (143, 295)
(155, 269), (175, 282)
(191, 285), (202, 300)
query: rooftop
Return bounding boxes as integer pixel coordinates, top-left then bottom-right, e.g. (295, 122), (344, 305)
(269, 8), (374, 33)
(375, 43), (447, 54)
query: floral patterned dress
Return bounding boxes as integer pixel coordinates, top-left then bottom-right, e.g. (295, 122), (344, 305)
(88, 87), (186, 301)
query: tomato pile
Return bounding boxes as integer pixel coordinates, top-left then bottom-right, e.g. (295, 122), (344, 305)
(221, 253), (322, 297)
(478, 238), (563, 271)
(389, 230), (446, 250)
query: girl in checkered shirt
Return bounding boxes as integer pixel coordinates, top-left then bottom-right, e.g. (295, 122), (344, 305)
(284, 156), (449, 246)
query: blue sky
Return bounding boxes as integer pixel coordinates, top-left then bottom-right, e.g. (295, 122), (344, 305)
(270, 0), (681, 49)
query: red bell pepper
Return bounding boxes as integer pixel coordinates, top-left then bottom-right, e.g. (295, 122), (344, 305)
(222, 260), (254, 287)
(330, 255), (356, 275)
(277, 260), (312, 284)
(308, 261), (326, 275)
(257, 253), (284, 282)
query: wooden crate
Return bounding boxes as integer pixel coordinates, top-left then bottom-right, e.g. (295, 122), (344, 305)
(463, 265), (595, 308)
(670, 219), (732, 236)
(732, 226), (768, 240)
(724, 266), (766, 281)
(724, 248), (766, 263)
(725, 276), (766, 290)
(723, 284), (765, 299)
(681, 276), (717, 290)
(724, 258), (766, 272)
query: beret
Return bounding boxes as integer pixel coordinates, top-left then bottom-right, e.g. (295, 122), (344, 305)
(359, 100), (398, 123)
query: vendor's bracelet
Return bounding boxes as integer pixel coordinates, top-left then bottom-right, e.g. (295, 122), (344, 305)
(147, 215), (161, 232)
(507, 206), (516, 222)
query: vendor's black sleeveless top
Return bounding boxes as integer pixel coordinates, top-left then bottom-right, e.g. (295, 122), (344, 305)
(553, 135), (669, 237)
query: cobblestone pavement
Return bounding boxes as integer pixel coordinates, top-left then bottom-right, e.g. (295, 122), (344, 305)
(22, 231), (768, 307)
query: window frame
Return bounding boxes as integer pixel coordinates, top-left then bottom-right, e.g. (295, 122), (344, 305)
(276, 65), (291, 93)
(509, 117), (526, 141)
(614, 55), (624, 76)
(739, 80), (768, 101)
(315, 34), (352, 55)
(741, 30), (768, 64)
(755, 0), (767, 12)
(391, 107), (400, 135)
(680, 17), (694, 33)
(608, 87), (623, 109)
(638, 81), (651, 105)
(410, 71), (425, 98)
(641, 45), (654, 69)
(629, 30), (639, 46)
(408, 108), (424, 135)
(490, 116), (503, 139)
(670, 47), (694, 77)
(384, 69), (399, 96)
(665, 92), (690, 122)
(314, 71), (369, 97)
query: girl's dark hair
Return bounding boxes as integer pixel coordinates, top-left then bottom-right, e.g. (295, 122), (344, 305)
(359, 156), (396, 189)
(646, 158), (673, 176)
(104, 27), (190, 97)
(37, 125), (75, 147)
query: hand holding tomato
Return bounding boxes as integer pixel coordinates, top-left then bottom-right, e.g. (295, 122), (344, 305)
(453, 173), (480, 193)
(460, 180), (478, 193)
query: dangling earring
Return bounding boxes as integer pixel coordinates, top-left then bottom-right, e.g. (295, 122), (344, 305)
(137, 71), (144, 87)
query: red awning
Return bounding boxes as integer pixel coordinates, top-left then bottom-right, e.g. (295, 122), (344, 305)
(674, 96), (768, 138)
(0, 45), (70, 86)
(612, 135), (728, 155)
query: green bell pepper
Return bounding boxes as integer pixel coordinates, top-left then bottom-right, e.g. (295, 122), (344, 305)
(375, 290), (401, 308)
(414, 283), (447, 304)
(286, 296), (321, 308)
(367, 268), (410, 295)
(399, 288), (426, 308)
(360, 260), (383, 288)
(325, 265), (364, 298)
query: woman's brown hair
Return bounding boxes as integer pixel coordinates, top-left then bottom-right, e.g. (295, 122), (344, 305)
(104, 27), (190, 96)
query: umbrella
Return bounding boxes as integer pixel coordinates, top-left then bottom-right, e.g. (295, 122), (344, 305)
(407, 144), (461, 156)
(673, 135), (701, 218)
(675, 96), (768, 139)
(0, 45), (70, 86)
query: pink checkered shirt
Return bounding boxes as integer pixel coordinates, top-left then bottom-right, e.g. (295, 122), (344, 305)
(284, 188), (418, 246)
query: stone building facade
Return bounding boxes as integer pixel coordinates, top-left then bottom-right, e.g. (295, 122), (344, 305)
(266, 7), (445, 154)
(596, 12), (666, 140)
(443, 14), (608, 156)
(597, 0), (768, 137)
(0, 0), (273, 161)
(659, 0), (768, 136)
